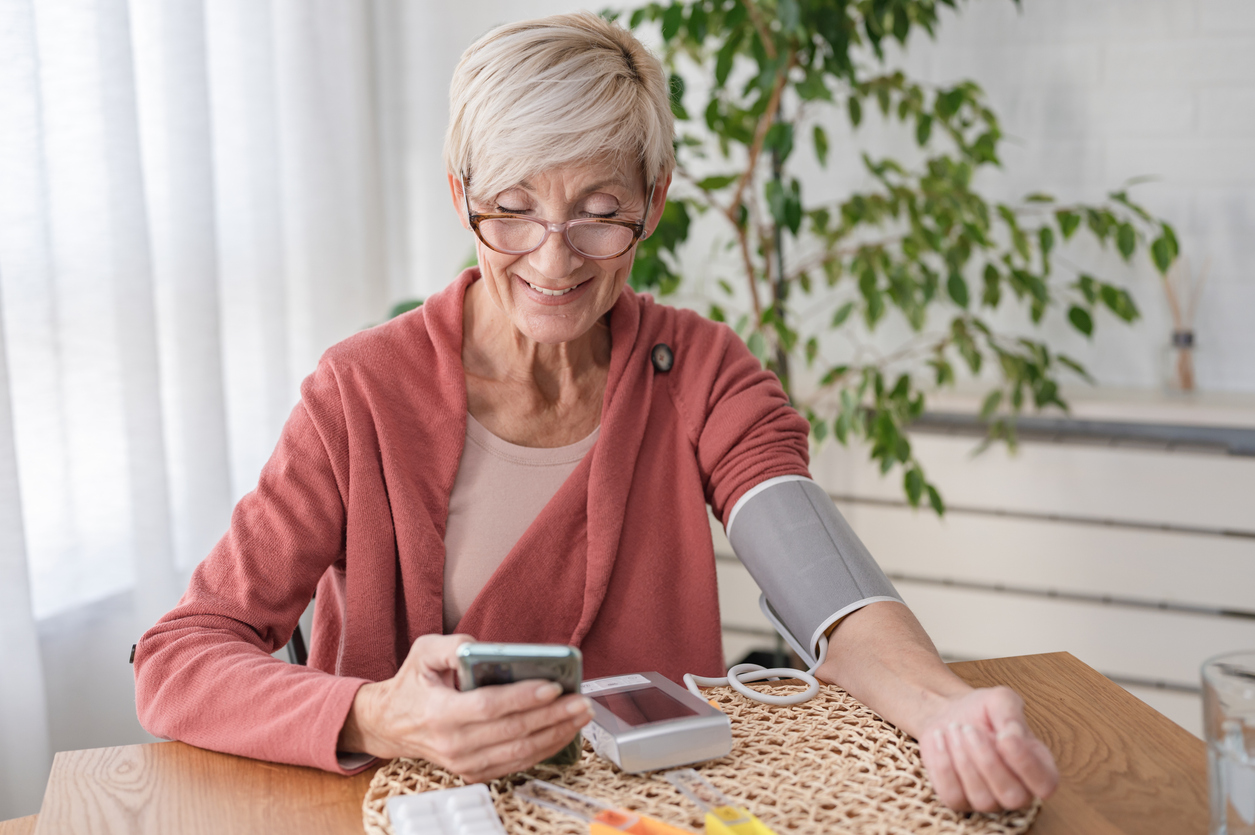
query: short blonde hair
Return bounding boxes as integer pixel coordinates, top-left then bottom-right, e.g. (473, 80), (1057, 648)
(443, 11), (674, 202)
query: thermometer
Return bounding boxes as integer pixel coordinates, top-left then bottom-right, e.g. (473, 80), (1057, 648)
(664, 769), (779, 835)
(514, 779), (693, 835)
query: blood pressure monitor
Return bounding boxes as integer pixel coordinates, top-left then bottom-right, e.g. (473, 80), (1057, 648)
(580, 672), (732, 773)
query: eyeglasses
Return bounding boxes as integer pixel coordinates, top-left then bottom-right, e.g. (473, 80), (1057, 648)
(462, 174), (656, 261)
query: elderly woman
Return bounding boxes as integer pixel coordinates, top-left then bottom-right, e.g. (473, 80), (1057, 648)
(134, 12), (1057, 814)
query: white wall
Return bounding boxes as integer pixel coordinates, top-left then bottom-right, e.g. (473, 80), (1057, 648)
(393, 0), (1255, 393)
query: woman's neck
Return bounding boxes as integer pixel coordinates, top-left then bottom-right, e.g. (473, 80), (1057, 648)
(460, 280), (609, 447)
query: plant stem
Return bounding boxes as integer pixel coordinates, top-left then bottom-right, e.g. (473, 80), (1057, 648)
(770, 140), (791, 398)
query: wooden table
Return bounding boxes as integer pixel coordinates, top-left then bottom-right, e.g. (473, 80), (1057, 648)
(25, 651), (1206, 834)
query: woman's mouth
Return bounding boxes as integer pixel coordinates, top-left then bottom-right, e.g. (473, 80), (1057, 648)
(526, 280), (581, 296)
(517, 275), (593, 303)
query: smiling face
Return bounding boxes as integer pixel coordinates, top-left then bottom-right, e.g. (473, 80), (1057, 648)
(450, 161), (668, 347)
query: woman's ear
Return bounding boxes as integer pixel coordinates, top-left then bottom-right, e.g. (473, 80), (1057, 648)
(447, 173), (471, 231)
(643, 170), (673, 239)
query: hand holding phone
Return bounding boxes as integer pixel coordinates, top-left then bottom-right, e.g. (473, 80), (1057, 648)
(337, 634), (592, 780)
(455, 642), (584, 765)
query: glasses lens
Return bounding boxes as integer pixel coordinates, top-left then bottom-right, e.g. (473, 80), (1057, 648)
(479, 217), (545, 253)
(568, 222), (637, 258)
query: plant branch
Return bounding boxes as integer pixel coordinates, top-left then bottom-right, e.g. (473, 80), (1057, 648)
(739, 0), (777, 61)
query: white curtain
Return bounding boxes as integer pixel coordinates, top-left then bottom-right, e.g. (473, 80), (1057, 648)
(0, 0), (402, 818)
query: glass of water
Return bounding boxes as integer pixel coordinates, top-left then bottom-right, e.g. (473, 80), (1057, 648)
(1204, 650), (1255, 835)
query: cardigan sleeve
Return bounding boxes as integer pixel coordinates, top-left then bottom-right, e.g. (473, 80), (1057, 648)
(668, 311), (812, 526)
(132, 360), (372, 774)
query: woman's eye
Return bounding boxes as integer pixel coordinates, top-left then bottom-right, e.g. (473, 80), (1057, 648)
(496, 205), (529, 214)
(585, 210), (619, 219)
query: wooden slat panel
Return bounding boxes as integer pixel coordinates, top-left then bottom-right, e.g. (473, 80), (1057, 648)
(897, 581), (1255, 689)
(721, 630), (776, 670)
(715, 553), (1236, 701)
(811, 434), (1255, 534)
(716, 559), (773, 632)
(842, 503), (1255, 613)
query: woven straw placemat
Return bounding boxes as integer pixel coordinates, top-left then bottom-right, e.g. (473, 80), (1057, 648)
(362, 682), (1039, 834)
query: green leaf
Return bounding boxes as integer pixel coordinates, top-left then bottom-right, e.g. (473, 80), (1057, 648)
(847, 95), (862, 127)
(926, 484), (945, 516)
(660, 3), (684, 41)
(820, 364), (850, 386)
(915, 113), (933, 146)
(1076, 274), (1099, 305)
(936, 87), (964, 119)
(765, 178), (787, 228)
(745, 330), (767, 362)
(1116, 222), (1136, 260)
(813, 124), (829, 167)
(905, 467), (924, 507)
(697, 174), (738, 191)
(1024, 192), (1055, 203)
(796, 70), (830, 102)
(764, 122), (794, 163)
(946, 271), (969, 308)
(784, 178), (802, 235)
(1150, 224), (1179, 274)
(708, 304), (726, 323)
(1087, 208), (1113, 241)
(1056, 210), (1081, 240)
(715, 39), (738, 87)
(980, 389), (1003, 420)
(831, 301), (855, 328)
(982, 264), (1001, 307)
(1067, 305), (1094, 337)
(1058, 354), (1095, 383)
(668, 73), (688, 120)
(1099, 284), (1140, 322)
(778, 0), (800, 33)
(1038, 226), (1054, 256)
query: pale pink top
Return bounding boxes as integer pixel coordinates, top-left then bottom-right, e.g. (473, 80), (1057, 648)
(442, 414), (600, 633)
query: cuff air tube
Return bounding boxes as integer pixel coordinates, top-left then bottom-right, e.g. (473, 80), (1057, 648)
(725, 475), (903, 669)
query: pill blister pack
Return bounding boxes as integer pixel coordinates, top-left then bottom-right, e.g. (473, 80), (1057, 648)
(386, 784), (507, 835)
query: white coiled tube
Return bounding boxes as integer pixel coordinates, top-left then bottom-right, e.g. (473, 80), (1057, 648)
(683, 634), (826, 706)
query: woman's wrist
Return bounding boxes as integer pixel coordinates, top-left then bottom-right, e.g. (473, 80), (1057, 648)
(338, 680), (386, 755)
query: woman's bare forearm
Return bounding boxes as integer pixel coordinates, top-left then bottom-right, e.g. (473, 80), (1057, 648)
(814, 600), (972, 739)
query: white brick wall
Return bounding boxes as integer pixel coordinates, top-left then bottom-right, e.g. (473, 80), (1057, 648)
(887, 0), (1255, 393)
(398, 0), (1255, 393)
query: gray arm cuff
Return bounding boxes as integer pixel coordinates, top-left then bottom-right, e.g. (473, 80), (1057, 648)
(726, 476), (902, 668)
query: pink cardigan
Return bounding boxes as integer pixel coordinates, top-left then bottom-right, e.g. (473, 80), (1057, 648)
(133, 268), (810, 773)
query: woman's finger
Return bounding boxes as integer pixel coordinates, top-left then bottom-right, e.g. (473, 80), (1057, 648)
(454, 712), (591, 782)
(447, 678), (567, 724)
(455, 692), (592, 752)
(945, 722), (999, 812)
(958, 723), (1031, 809)
(995, 723), (1060, 799)
(923, 728), (970, 811)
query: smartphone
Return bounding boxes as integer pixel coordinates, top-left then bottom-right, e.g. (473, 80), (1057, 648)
(454, 642), (584, 766)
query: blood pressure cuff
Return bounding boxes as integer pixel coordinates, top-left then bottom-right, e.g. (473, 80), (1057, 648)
(725, 475), (903, 668)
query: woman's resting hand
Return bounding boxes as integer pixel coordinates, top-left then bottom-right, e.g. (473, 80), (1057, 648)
(337, 634), (594, 782)
(916, 685), (1059, 812)
(817, 600), (1058, 812)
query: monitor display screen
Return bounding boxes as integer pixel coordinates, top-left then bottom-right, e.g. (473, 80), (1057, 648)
(592, 686), (699, 727)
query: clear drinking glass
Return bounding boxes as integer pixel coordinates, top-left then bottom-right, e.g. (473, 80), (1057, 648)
(1204, 650), (1255, 835)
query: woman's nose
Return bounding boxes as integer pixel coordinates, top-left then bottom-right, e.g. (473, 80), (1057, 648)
(529, 224), (584, 279)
